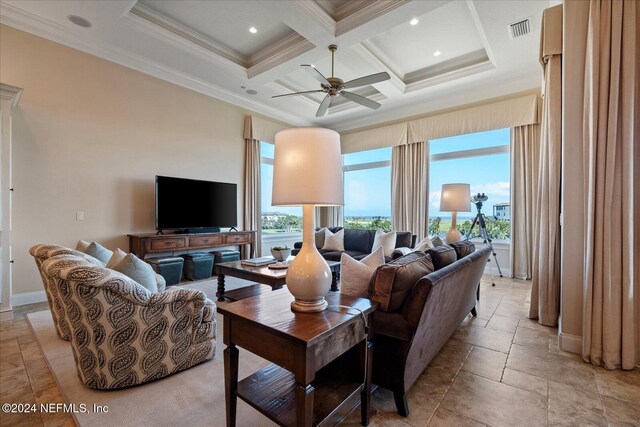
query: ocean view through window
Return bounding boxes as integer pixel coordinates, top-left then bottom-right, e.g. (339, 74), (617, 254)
(260, 129), (510, 242)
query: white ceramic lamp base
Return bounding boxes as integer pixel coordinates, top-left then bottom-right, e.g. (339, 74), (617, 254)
(286, 205), (331, 313)
(445, 227), (463, 244)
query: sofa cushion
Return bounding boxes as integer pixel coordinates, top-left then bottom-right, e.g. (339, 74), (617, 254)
(322, 250), (366, 262)
(344, 229), (375, 253)
(111, 253), (158, 293)
(449, 240), (476, 259)
(372, 230), (397, 258)
(76, 240), (112, 265)
(340, 247), (385, 298)
(426, 245), (457, 270)
(322, 229), (345, 251)
(395, 232), (413, 249)
(315, 228), (328, 249)
(369, 252), (434, 312)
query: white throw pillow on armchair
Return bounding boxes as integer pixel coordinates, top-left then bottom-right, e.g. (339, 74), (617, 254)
(322, 228), (345, 251)
(340, 247), (385, 298)
(372, 230), (397, 258)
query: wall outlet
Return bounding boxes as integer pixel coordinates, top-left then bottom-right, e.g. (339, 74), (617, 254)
(76, 211), (85, 221)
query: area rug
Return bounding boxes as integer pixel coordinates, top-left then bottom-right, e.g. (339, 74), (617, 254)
(28, 305), (277, 426)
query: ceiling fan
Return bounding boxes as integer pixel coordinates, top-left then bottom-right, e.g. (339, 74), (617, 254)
(272, 44), (390, 117)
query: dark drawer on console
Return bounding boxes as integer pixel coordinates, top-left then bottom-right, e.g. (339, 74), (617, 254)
(150, 237), (187, 250)
(225, 233), (251, 244)
(189, 235), (224, 247)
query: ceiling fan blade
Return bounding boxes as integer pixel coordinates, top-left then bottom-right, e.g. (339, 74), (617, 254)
(302, 65), (331, 86)
(272, 90), (324, 99)
(340, 91), (381, 110)
(342, 72), (390, 89)
(316, 94), (332, 117)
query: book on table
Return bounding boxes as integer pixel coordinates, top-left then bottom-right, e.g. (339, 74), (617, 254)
(241, 257), (277, 267)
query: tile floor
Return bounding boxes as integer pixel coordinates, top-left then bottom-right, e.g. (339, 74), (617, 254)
(1, 277), (638, 427)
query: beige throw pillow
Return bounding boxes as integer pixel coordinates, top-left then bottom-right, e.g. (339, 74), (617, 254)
(414, 236), (435, 252)
(322, 228), (345, 251)
(372, 230), (397, 258)
(340, 247), (385, 298)
(106, 248), (128, 268)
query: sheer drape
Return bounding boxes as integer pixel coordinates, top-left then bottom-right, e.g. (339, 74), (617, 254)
(529, 5), (562, 326)
(581, 0), (638, 370)
(391, 141), (428, 240)
(243, 138), (262, 256)
(510, 124), (541, 280)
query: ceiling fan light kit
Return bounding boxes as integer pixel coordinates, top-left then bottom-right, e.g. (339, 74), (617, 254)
(273, 45), (391, 117)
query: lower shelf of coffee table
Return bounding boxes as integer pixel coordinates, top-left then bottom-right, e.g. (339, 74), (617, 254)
(237, 359), (363, 427)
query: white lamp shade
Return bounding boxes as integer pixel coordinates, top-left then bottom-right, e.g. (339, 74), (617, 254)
(440, 183), (471, 212)
(272, 128), (344, 206)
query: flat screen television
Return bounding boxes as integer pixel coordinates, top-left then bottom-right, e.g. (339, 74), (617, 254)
(155, 175), (237, 231)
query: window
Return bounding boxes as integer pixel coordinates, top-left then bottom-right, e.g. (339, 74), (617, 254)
(343, 147), (392, 230)
(428, 128), (511, 241)
(260, 141), (302, 233)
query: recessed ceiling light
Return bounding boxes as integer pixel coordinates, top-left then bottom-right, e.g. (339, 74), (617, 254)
(68, 15), (92, 28)
(249, 27), (257, 34)
(246, 89), (258, 95)
(410, 18), (419, 26)
(240, 85), (246, 89)
(433, 50), (441, 57)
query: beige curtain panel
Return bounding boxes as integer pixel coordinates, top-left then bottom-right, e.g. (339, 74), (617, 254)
(510, 124), (541, 280)
(529, 4), (562, 327)
(243, 138), (262, 256)
(243, 115), (290, 144)
(391, 141), (429, 240)
(581, 0), (638, 370)
(316, 206), (344, 228)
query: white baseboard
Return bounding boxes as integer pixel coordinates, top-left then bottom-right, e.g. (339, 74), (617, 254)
(559, 332), (582, 354)
(12, 290), (47, 307)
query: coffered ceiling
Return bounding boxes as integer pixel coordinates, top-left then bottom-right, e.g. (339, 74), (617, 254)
(0, 0), (553, 131)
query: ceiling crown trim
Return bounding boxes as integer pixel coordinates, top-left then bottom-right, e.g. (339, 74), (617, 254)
(0, 1), (310, 126)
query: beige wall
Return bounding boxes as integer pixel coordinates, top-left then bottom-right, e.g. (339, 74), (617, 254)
(0, 25), (264, 295)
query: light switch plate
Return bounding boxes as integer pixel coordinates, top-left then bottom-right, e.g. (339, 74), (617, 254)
(76, 211), (85, 221)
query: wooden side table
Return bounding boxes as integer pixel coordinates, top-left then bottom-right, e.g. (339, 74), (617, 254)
(218, 291), (376, 427)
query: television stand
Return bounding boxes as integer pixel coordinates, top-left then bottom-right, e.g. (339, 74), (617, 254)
(128, 231), (256, 260)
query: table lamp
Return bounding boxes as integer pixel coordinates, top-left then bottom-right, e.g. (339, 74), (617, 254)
(440, 183), (471, 243)
(272, 128), (343, 312)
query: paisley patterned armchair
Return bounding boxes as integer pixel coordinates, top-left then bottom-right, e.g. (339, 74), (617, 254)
(42, 253), (216, 389)
(29, 244), (166, 341)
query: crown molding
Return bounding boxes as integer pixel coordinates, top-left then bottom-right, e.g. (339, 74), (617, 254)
(0, 2), (309, 126)
(335, 0), (406, 36)
(295, 0), (336, 36)
(404, 58), (495, 93)
(247, 33), (315, 79)
(126, 3), (248, 69)
(0, 83), (23, 107)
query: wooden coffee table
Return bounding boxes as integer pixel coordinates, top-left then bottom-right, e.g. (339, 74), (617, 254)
(215, 259), (340, 302)
(218, 291), (376, 426)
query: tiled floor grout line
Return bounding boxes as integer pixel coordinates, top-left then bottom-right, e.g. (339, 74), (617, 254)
(424, 342), (477, 427)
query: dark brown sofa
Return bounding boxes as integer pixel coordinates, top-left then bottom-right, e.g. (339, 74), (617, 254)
(371, 243), (491, 416)
(292, 227), (416, 262)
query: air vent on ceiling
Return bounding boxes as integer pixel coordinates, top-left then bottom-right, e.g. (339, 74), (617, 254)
(508, 17), (531, 39)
